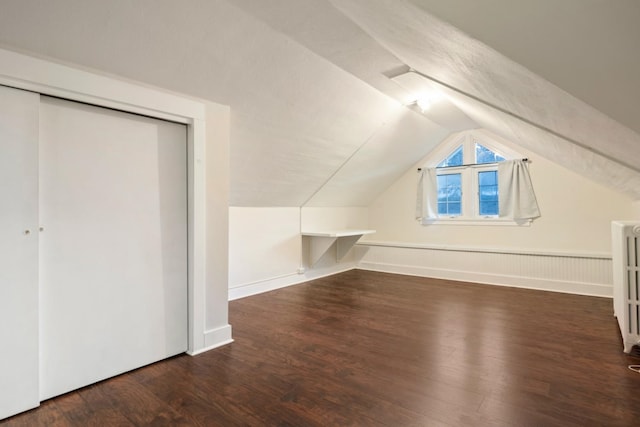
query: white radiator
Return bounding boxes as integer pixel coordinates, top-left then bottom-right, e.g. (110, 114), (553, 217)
(612, 221), (640, 353)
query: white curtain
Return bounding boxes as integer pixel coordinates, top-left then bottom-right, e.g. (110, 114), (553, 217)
(415, 168), (438, 222)
(498, 159), (541, 220)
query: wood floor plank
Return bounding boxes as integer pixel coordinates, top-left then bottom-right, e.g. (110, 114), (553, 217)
(3, 270), (640, 426)
(0, 399), (71, 427)
(72, 386), (135, 427)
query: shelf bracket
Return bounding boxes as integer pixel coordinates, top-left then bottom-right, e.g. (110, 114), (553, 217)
(301, 229), (376, 267)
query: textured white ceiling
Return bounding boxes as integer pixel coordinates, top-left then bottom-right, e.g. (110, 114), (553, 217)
(0, 0), (638, 205)
(407, 0), (640, 135)
(305, 108), (451, 206)
(0, 0), (412, 206)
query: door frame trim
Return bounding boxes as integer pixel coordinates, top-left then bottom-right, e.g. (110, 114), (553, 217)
(0, 47), (225, 355)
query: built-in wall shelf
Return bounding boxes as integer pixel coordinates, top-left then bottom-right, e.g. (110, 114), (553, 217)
(301, 229), (376, 266)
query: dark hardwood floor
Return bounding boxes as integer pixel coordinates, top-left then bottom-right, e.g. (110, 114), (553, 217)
(4, 270), (640, 426)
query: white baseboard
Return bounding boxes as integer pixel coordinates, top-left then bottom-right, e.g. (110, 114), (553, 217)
(229, 264), (357, 301)
(229, 273), (304, 301)
(357, 261), (612, 298)
(187, 324), (233, 356)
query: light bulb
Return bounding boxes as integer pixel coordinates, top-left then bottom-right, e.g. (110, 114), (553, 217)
(415, 96), (432, 112)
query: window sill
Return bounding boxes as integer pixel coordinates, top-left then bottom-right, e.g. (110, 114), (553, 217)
(420, 218), (532, 227)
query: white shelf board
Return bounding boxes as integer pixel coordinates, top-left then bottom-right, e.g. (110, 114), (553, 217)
(301, 229), (376, 238)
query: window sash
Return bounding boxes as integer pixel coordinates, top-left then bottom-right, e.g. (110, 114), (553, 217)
(436, 173), (462, 217)
(478, 170), (499, 216)
(436, 165), (498, 219)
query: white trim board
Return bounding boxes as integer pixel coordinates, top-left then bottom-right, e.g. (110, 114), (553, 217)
(358, 240), (611, 260)
(0, 49), (203, 121)
(355, 244), (613, 297)
(229, 265), (358, 301)
(188, 325), (234, 356)
(0, 47), (230, 356)
(357, 262), (612, 298)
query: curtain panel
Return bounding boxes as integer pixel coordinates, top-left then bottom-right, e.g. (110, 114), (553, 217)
(498, 159), (541, 220)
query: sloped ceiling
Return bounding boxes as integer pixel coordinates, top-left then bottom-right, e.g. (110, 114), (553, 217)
(0, 0), (638, 205)
(407, 0), (640, 135)
(325, 0), (640, 198)
(0, 0), (417, 206)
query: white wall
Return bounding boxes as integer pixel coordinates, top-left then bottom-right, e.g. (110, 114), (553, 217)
(204, 101), (231, 336)
(229, 207), (301, 288)
(301, 207), (368, 231)
(367, 140), (636, 254)
(361, 138), (637, 297)
(228, 206), (368, 299)
(227, 141), (640, 299)
(632, 201), (640, 219)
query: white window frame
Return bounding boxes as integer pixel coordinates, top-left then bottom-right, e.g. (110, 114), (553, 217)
(422, 130), (530, 226)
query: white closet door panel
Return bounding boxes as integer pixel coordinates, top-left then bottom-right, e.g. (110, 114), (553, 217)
(39, 96), (187, 400)
(0, 86), (40, 419)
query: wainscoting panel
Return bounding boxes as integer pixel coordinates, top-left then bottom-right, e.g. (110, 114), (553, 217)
(355, 242), (612, 297)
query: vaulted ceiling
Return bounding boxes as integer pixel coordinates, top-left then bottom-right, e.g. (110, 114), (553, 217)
(0, 0), (638, 205)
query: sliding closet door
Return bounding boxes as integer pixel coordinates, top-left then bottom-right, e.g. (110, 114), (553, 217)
(0, 86), (40, 418)
(39, 97), (188, 400)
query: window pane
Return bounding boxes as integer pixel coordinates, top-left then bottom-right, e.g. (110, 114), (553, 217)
(479, 170), (497, 185)
(475, 143), (505, 164)
(437, 145), (463, 167)
(479, 201), (498, 216)
(448, 202), (461, 215)
(478, 170), (498, 216)
(437, 173), (462, 216)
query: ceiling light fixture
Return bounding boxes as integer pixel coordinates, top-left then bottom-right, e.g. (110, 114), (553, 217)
(392, 70), (442, 113)
(414, 95), (433, 112)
